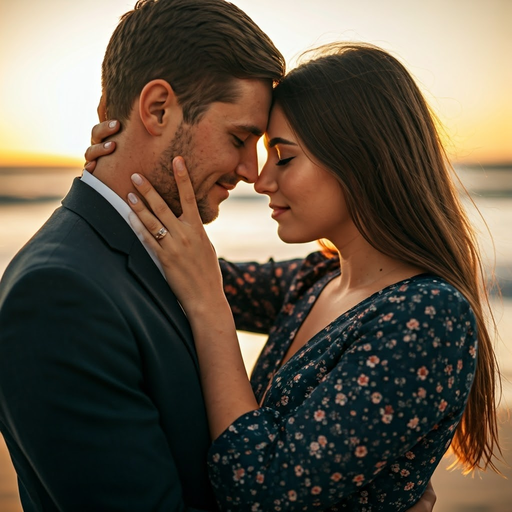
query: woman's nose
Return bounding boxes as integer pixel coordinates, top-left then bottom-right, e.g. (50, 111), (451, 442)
(254, 161), (277, 195)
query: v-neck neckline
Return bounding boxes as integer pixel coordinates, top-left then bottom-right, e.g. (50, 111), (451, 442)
(275, 271), (432, 373)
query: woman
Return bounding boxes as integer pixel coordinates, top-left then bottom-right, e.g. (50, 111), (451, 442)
(86, 43), (500, 510)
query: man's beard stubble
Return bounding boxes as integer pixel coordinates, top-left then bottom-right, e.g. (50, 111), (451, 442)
(150, 122), (217, 224)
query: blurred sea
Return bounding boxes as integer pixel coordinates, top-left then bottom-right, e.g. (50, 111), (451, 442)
(0, 164), (512, 511)
(0, 165), (511, 382)
(0, 165), (511, 402)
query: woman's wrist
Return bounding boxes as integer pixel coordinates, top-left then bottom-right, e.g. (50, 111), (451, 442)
(185, 294), (234, 329)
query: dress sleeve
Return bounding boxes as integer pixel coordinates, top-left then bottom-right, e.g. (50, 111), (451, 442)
(219, 257), (303, 334)
(207, 282), (477, 510)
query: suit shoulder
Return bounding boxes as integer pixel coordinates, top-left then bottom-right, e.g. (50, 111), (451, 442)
(0, 262), (104, 305)
(3, 206), (119, 281)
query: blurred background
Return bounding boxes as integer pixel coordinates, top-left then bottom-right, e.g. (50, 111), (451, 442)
(0, 1), (511, 510)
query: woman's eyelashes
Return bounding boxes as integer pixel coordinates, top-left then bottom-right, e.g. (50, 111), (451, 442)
(276, 156), (295, 167)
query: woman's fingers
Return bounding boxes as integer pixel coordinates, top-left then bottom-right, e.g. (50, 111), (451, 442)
(91, 120), (120, 144)
(127, 162), (207, 274)
(83, 141), (116, 171)
(127, 191), (171, 240)
(173, 157), (202, 222)
(129, 173), (180, 234)
(83, 120), (121, 171)
(129, 158), (201, 226)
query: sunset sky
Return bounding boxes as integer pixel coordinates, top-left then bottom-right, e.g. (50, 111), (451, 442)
(0, 0), (510, 167)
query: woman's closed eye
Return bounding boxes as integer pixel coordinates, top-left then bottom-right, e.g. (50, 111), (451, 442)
(276, 156), (295, 166)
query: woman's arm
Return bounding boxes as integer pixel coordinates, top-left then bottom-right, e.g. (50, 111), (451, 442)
(127, 161), (259, 438)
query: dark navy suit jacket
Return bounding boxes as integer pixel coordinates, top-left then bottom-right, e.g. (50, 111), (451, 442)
(0, 178), (216, 511)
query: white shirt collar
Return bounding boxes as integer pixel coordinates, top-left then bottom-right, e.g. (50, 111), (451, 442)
(80, 170), (166, 278)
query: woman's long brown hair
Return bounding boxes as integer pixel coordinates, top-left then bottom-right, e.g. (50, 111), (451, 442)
(273, 42), (501, 473)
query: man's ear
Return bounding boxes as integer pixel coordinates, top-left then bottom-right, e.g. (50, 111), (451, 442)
(97, 93), (107, 122)
(139, 79), (181, 136)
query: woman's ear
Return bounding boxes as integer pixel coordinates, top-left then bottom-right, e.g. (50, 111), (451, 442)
(139, 79), (181, 136)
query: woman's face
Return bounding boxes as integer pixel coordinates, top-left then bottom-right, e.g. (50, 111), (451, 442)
(255, 105), (357, 247)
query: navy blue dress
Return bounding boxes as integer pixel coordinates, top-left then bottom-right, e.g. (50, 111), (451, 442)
(209, 252), (477, 511)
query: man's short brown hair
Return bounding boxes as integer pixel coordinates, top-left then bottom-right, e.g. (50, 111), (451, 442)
(102, 0), (285, 124)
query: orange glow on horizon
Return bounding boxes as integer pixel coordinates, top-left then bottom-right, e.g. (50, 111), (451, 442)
(1, 150), (510, 172)
(0, 152), (83, 169)
(0, 0), (510, 170)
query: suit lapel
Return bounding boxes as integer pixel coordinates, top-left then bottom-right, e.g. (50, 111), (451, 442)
(62, 178), (199, 369)
(126, 241), (198, 366)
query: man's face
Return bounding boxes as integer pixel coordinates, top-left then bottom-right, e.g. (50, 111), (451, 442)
(150, 79), (272, 224)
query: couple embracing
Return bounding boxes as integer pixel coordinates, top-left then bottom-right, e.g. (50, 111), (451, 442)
(0, 0), (500, 511)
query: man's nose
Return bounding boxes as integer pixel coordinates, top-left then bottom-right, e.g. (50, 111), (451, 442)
(235, 146), (259, 184)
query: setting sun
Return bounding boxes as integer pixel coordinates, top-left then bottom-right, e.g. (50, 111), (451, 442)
(0, 0), (510, 168)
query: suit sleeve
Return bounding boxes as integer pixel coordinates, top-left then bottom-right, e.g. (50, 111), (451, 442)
(0, 266), (205, 512)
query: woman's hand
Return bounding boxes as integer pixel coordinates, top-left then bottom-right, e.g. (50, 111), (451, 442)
(128, 157), (259, 439)
(127, 157), (224, 314)
(83, 120), (121, 173)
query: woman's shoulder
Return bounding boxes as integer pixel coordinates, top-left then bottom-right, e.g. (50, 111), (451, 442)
(384, 273), (470, 303)
(375, 273), (476, 327)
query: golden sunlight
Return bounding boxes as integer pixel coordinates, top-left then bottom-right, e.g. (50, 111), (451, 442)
(0, 0), (510, 168)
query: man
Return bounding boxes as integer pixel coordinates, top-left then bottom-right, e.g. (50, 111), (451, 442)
(0, 0), (284, 510)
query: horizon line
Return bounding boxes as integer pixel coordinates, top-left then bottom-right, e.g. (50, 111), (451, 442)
(2, 162), (512, 170)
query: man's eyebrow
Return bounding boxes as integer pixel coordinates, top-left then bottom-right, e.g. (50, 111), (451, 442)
(267, 137), (298, 148)
(233, 124), (264, 137)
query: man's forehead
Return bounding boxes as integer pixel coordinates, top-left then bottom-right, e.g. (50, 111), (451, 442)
(230, 79), (272, 128)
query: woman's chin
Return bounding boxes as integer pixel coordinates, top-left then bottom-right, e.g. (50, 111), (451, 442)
(277, 227), (314, 246)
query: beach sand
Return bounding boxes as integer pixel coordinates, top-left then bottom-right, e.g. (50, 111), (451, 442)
(1, 414), (510, 511)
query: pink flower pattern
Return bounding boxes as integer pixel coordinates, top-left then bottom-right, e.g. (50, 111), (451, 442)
(212, 253), (477, 510)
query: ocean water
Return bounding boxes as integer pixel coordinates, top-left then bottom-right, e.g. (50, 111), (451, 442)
(0, 167), (511, 405)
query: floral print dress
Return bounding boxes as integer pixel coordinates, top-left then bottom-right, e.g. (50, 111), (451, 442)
(209, 252), (477, 511)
